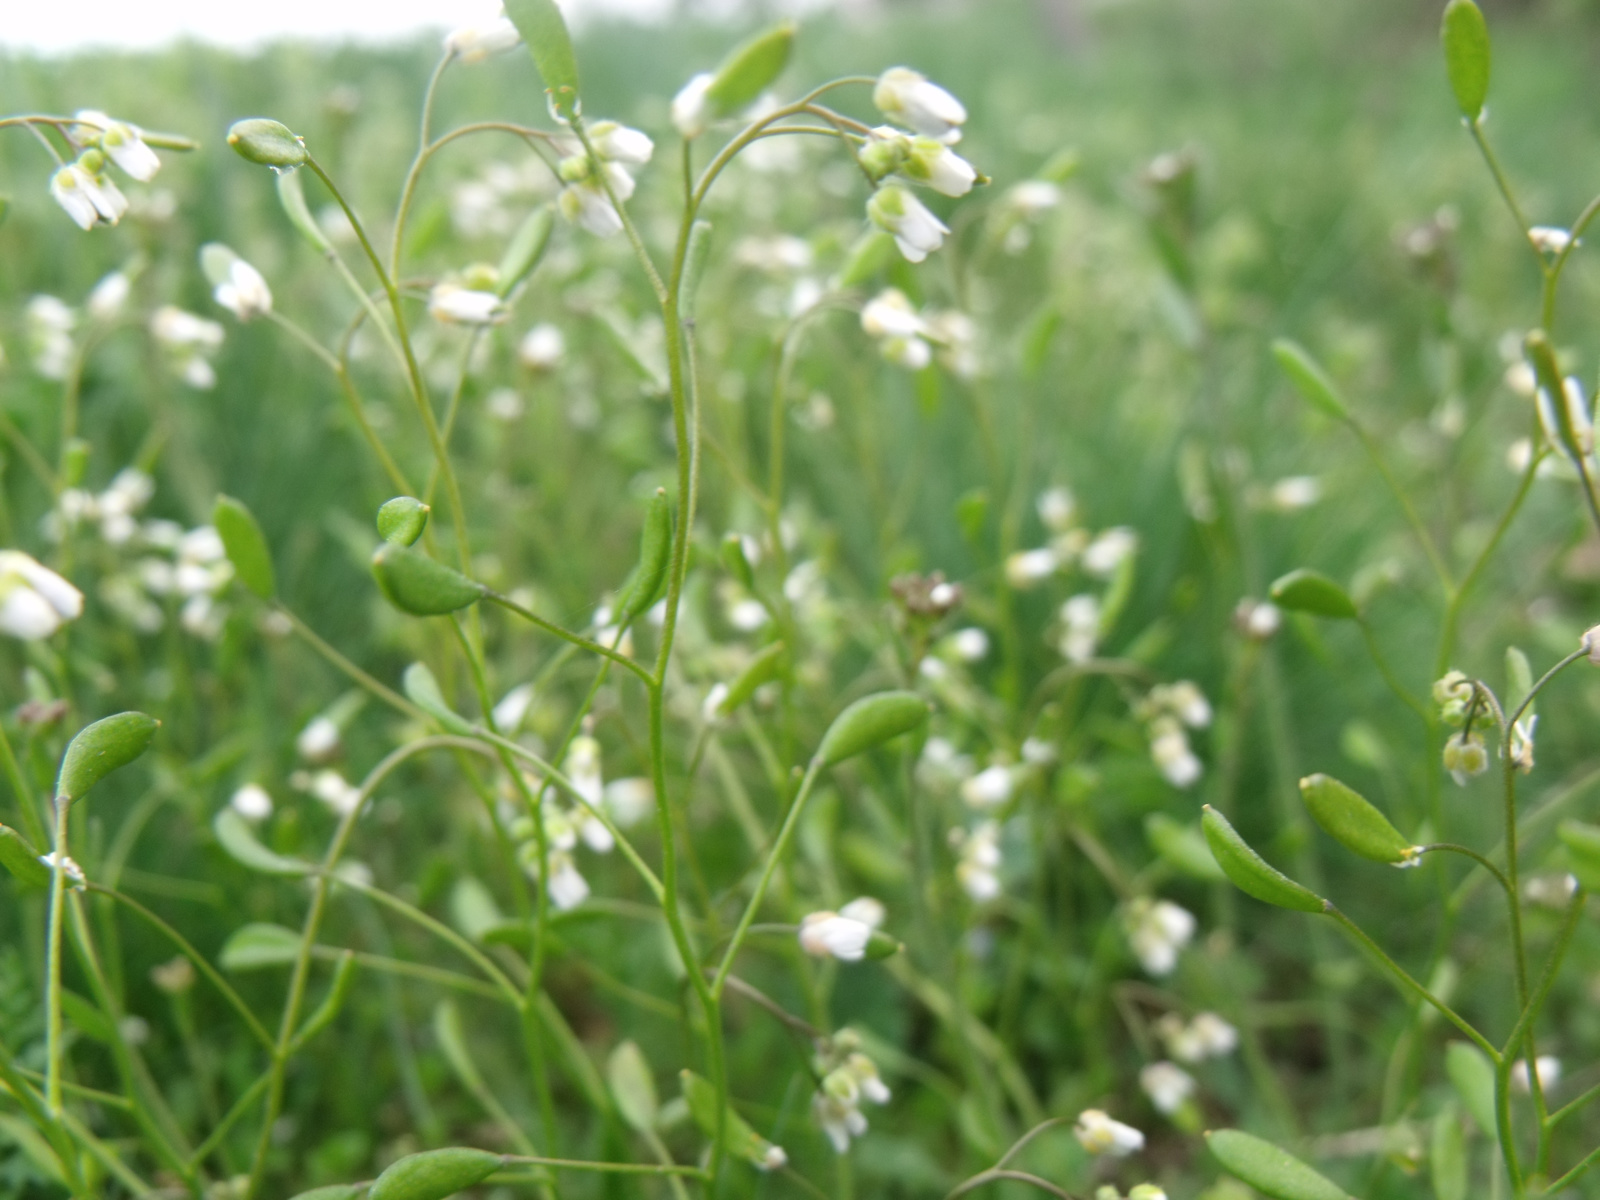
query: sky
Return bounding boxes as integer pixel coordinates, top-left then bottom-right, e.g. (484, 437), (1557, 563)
(0, 0), (686, 54)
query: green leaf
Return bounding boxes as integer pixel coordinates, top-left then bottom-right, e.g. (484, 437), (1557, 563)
(0, 824), (49, 890)
(1270, 568), (1358, 620)
(1299, 773), (1415, 865)
(1558, 819), (1600, 890)
(1206, 1129), (1354, 1200)
(834, 230), (896, 289)
(214, 494), (276, 599)
(681, 1070), (782, 1170)
(1272, 339), (1349, 421)
(219, 923), (303, 970)
(1445, 1041), (1497, 1139)
(0, 1113), (69, 1188)
(449, 877), (505, 942)
(619, 490), (672, 621)
(366, 1147), (504, 1200)
(377, 497), (430, 547)
(1145, 813), (1226, 882)
(1431, 1106), (1466, 1200)
(1441, 0), (1491, 120)
(212, 809), (312, 876)
(403, 663), (473, 735)
(1201, 806), (1327, 913)
(496, 206), (554, 297)
(717, 642), (787, 718)
(607, 1040), (659, 1133)
(371, 543), (486, 616)
(57, 712), (159, 803)
(704, 21), (796, 117)
(816, 691), (930, 767)
(504, 0), (579, 121)
(60, 990), (114, 1043)
(226, 118), (307, 167)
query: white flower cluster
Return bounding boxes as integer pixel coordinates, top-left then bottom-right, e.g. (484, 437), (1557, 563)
(952, 819), (1002, 902)
(442, 12), (521, 64)
(1136, 681), (1211, 790)
(1006, 488), (1139, 662)
(1433, 671), (1491, 784)
(1138, 1060), (1195, 1115)
(1154, 1010), (1238, 1063)
(1122, 897), (1196, 976)
(50, 110), (163, 231)
(150, 306), (225, 389)
(505, 735), (618, 910)
(1074, 1108), (1144, 1157)
(27, 295), (77, 380)
(811, 1033), (891, 1154)
(212, 256), (273, 322)
(862, 69), (975, 263)
(798, 897), (885, 962)
(859, 288), (977, 377)
(556, 122), (654, 238)
(0, 551), (83, 641)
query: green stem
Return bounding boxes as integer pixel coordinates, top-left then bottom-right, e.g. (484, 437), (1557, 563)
(44, 795), (70, 1118)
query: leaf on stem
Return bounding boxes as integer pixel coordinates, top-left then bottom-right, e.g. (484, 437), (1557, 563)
(212, 809), (313, 877)
(1444, 1041), (1497, 1139)
(0, 824), (50, 889)
(607, 1040), (659, 1133)
(218, 922), (303, 970)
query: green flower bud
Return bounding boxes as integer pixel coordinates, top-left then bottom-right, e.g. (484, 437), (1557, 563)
(226, 118), (307, 168)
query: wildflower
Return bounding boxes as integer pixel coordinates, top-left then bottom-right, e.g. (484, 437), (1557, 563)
(1139, 1061), (1195, 1115)
(917, 738), (975, 792)
(0, 551), (84, 640)
(961, 764), (1014, 810)
(1443, 730), (1488, 786)
(799, 911), (874, 962)
(546, 852), (590, 910)
(813, 1048), (891, 1152)
(1432, 670), (1476, 726)
(874, 67), (967, 143)
(518, 323), (565, 371)
(1082, 527), (1137, 577)
(564, 735), (604, 809)
(671, 73), (714, 138)
(26, 295), (76, 379)
(1038, 487), (1077, 533)
(558, 168), (630, 237)
(1188, 1012), (1239, 1058)
(603, 777), (655, 827)
(867, 184), (949, 263)
(87, 271), (131, 322)
(1512, 1056), (1562, 1094)
(1267, 475), (1321, 511)
(859, 287), (931, 369)
(924, 310), (979, 378)
(858, 126), (911, 182)
(230, 783), (274, 822)
(150, 306), (224, 389)
(1235, 598), (1281, 640)
(839, 897), (886, 929)
(308, 769), (361, 815)
(297, 716), (341, 762)
(1074, 1109), (1145, 1157)
(98, 120), (161, 181)
(38, 852), (87, 891)
(1529, 226), (1574, 255)
(1005, 547), (1059, 588)
(213, 258), (273, 321)
(150, 957), (196, 994)
(1059, 593), (1101, 663)
(586, 121), (654, 165)
(443, 15), (521, 63)
(1150, 681), (1212, 729)
(954, 820), (1002, 901)
(902, 137), (977, 197)
(428, 282), (507, 326)
(50, 160), (127, 230)
(950, 627), (989, 661)
(492, 683), (536, 734)
(1124, 897), (1196, 976)
(1149, 717), (1202, 788)
(1007, 180), (1063, 216)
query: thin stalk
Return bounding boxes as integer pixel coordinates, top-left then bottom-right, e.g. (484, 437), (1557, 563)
(44, 796), (70, 1118)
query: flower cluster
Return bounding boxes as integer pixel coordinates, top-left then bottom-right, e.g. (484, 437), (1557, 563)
(151, 306), (225, 389)
(1155, 1011), (1238, 1063)
(1123, 896), (1197, 976)
(859, 288), (977, 376)
(50, 110), (162, 231)
(810, 1032), (890, 1153)
(556, 122), (654, 238)
(863, 68), (975, 262)
(1005, 488), (1140, 662)
(1136, 682), (1212, 789)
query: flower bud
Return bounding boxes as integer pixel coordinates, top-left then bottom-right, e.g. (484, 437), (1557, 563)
(1443, 730), (1488, 785)
(377, 497), (430, 546)
(226, 119), (307, 168)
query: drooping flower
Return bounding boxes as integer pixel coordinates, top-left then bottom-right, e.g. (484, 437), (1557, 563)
(960, 764), (1014, 811)
(798, 911), (874, 962)
(671, 74), (714, 138)
(443, 16), (521, 63)
(1139, 1061), (1196, 1115)
(230, 783), (274, 822)
(518, 323), (565, 371)
(902, 137), (977, 197)
(954, 820), (1002, 901)
(1124, 897), (1196, 976)
(0, 551), (84, 640)
(99, 121), (162, 181)
(867, 184), (949, 263)
(586, 121), (654, 165)
(428, 282), (507, 326)
(87, 270), (131, 321)
(1074, 1109), (1145, 1157)
(873, 67), (967, 144)
(214, 258), (273, 322)
(812, 1046), (892, 1153)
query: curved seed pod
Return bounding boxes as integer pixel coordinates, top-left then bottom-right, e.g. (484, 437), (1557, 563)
(218, 923), (302, 970)
(226, 118), (307, 167)
(213, 810), (312, 877)
(1441, 0), (1491, 121)
(1269, 568), (1358, 620)
(1300, 773), (1415, 865)
(1272, 339), (1349, 421)
(721, 532), (756, 591)
(288, 1188), (365, 1200)
(503, 0), (579, 121)
(496, 206), (554, 297)
(214, 495), (276, 599)
(607, 1041), (659, 1134)
(58, 712), (159, 803)
(717, 642), (787, 718)
(366, 1148), (504, 1200)
(403, 663), (474, 735)
(705, 22), (796, 117)
(620, 491), (672, 620)
(816, 691), (930, 767)
(1205, 1129), (1354, 1200)
(277, 169), (331, 253)
(1201, 806), (1326, 913)
(378, 497), (430, 547)
(371, 543), (486, 616)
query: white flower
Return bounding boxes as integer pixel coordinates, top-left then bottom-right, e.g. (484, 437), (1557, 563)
(1443, 730), (1488, 786)
(486, 388), (525, 422)
(1083, 527), (1137, 576)
(297, 715), (341, 762)
(558, 167), (634, 238)
(1512, 1056), (1562, 1094)
(813, 1051), (891, 1153)
(1239, 599), (1282, 640)
(1268, 475), (1321, 511)
(38, 852), (87, 890)
(564, 735), (604, 809)
(602, 777), (655, 827)
(671, 73), (714, 138)
(1529, 226), (1573, 254)
(701, 682), (731, 723)
(1125, 897), (1196, 976)
(1139, 1061), (1195, 1115)
(924, 310), (979, 378)
(50, 163), (108, 230)
(100, 121), (161, 181)
(518, 323), (565, 370)
(87, 271), (131, 321)
(493, 683), (536, 734)
(902, 137), (977, 197)
(873, 67), (967, 144)
(798, 911), (873, 962)
(214, 259), (273, 322)
(1034, 488), (1075, 534)
(309, 768), (361, 815)
(1007, 180), (1063, 216)
(26, 295), (75, 379)
(547, 853), (590, 910)
(1074, 1109), (1144, 1157)
(1059, 593), (1101, 663)
(960, 764), (1014, 810)
(867, 184), (949, 263)
(230, 783), (274, 822)
(1149, 718), (1201, 789)
(1005, 547), (1059, 588)
(882, 334), (930, 370)
(587, 121), (653, 165)
(950, 627), (989, 661)
(861, 289), (924, 340)
(444, 16), (521, 63)
(955, 820), (1002, 901)
(838, 897), (886, 930)
(428, 283), (507, 326)
(1188, 1012), (1239, 1058)
(1163, 681), (1212, 729)
(0, 551), (84, 640)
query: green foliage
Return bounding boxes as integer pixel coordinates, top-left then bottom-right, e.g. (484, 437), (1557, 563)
(1206, 1129), (1354, 1200)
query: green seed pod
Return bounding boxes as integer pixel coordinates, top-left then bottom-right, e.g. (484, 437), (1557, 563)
(403, 663), (473, 735)
(57, 712), (159, 803)
(721, 532), (756, 591)
(277, 169), (332, 254)
(377, 497), (430, 546)
(1269, 568), (1358, 620)
(218, 923), (302, 970)
(1299, 773), (1415, 865)
(705, 21), (796, 117)
(680, 220), (714, 323)
(1445, 1041), (1497, 1137)
(61, 438), (90, 488)
(367, 1148), (504, 1200)
(607, 1040), (659, 1134)
(226, 118), (307, 167)
(1272, 339), (1349, 422)
(816, 691), (930, 767)
(1200, 805), (1326, 913)
(621, 490), (672, 620)
(865, 929), (902, 960)
(371, 543), (486, 616)
(717, 641), (787, 718)
(212, 809), (312, 876)
(496, 206), (554, 297)
(504, 0), (580, 121)
(214, 495), (276, 599)
(0, 824), (49, 889)
(1441, 0), (1491, 121)
(681, 1070), (783, 1169)
(1558, 819), (1600, 890)
(1205, 1129), (1354, 1200)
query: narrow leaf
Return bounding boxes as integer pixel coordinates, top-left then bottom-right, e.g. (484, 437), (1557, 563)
(212, 808), (312, 876)
(1441, 0), (1491, 120)
(1270, 568), (1358, 620)
(433, 1000), (488, 1094)
(403, 663), (474, 735)
(1206, 1129), (1354, 1200)
(214, 495), (276, 598)
(0, 825), (50, 889)
(504, 0), (580, 121)
(607, 1040), (659, 1133)
(496, 206), (554, 297)
(1201, 805), (1326, 913)
(1272, 339), (1349, 421)
(619, 490), (672, 620)
(1445, 1041), (1497, 1139)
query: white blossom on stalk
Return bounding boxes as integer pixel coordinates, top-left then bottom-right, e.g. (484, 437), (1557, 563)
(547, 852), (590, 910)
(1005, 547), (1059, 589)
(839, 897), (886, 930)
(602, 777), (655, 827)
(492, 683), (536, 734)
(1059, 593), (1101, 663)
(87, 271), (131, 321)
(902, 137), (977, 197)
(50, 161), (127, 230)
(955, 820), (1002, 901)
(1038, 487), (1077, 533)
(297, 716), (341, 762)
(230, 783), (274, 822)
(1149, 717), (1201, 789)
(518, 323), (565, 370)
(873, 67), (967, 143)
(1074, 1109), (1145, 1157)
(813, 1050), (891, 1153)
(1529, 226), (1574, 255)
(150, 306), (224, 389)
(0, 551), (84, 640)
(1082, 527), (1137, 576)
(1124, 897), (1196, 976)
(1007, 180), (1063, 216)
(924, 309), (979, 378)
(564, 735), (604, 809)
(308, 769), (361, 816)
(1189, 1012), (1239, 1058)
(960, 764), (1014, 811)
(867, 184), (949, 263)
(26, 296), (76, 379)
(428, 283), (507, 326)
(443, 15), (521, 62)
(586, 121), (654, 165)
(99, 121), (161, 181)
(214, 258), (273, 321)
(671, 73), (714, 138)
(798, 911), (874, 962)
(1139, 1061), (1195, 1115)
(558, 170), (629, 238)
(1443, 730), (1488, 786)
(950, 627), (989, 661)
